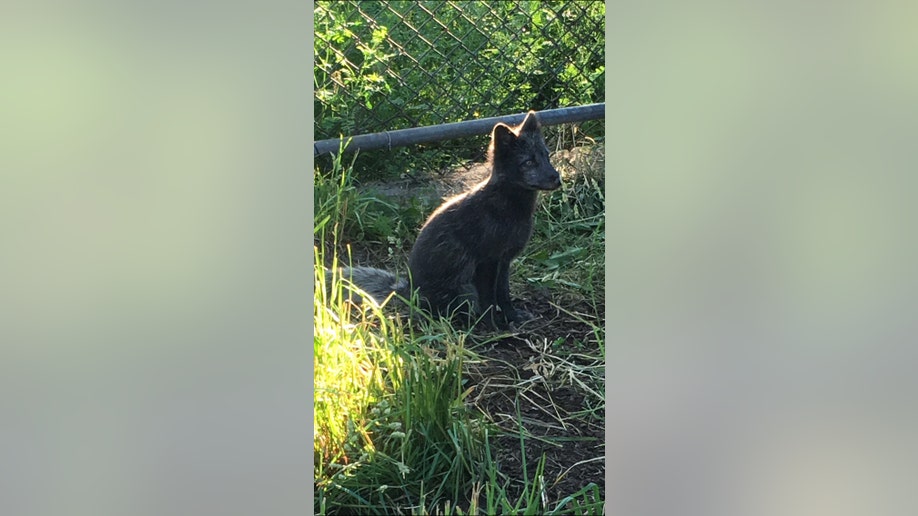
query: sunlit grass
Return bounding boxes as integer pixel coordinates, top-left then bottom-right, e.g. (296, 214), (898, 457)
(313, 254), (398, 465)
(314, 244), (487, 512)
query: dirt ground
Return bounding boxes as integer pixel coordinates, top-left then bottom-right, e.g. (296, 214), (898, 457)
(466, 296), (605, 505)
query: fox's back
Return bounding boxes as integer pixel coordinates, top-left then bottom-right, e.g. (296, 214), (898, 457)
(410, 181), (535, 271)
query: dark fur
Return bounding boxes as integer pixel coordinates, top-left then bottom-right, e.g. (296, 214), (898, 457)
(330, 111), (560, 327)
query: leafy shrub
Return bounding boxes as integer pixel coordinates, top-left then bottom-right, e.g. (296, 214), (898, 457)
(315, 1), (605, 181)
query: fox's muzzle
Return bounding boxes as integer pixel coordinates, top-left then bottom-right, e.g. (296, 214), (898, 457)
(533, 165), (562, 191)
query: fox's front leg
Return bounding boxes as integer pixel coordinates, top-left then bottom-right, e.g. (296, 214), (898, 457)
(474, 261), (498, 309)
(475, 260), (507, 327)
(495, 259), (522, 323)
(496, 259), (537, 326)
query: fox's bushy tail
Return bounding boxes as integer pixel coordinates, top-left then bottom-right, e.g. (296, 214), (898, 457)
(325, 266), (409, 306)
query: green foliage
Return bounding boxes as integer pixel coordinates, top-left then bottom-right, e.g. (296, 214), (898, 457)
(315, 0), (605, 181)
(314, 147), (429, 258)
(466, 417), (604, 515)
(519, 156), (605, 311)
(314, 144), (363, 244)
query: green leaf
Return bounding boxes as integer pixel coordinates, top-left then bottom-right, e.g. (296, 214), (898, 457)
(547, 246), (586, 264)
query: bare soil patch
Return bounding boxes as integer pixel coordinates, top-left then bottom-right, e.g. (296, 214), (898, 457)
(466, 297), (605, 505)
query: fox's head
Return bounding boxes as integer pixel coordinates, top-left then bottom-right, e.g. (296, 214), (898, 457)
(489, 111), (562, 191)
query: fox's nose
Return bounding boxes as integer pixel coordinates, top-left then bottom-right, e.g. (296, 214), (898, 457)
(546, 168), (562, 190)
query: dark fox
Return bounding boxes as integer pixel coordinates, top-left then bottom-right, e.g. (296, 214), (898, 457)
(330, 110), (561, 327)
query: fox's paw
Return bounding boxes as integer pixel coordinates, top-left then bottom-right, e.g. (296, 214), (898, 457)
(505, 307), (537, 329)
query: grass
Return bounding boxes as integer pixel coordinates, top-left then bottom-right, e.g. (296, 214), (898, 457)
(315, 243), (483, 513)
(314, 135), (605, 514)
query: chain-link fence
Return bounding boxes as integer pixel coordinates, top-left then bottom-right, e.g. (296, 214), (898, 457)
(314, 0), (605, 179)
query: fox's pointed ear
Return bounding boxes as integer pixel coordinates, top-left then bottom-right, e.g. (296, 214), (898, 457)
(520, 110), (540, 132)
(492, 122), (516, 147)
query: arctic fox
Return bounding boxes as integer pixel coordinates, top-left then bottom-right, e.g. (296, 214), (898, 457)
(330, 110), (561, 327)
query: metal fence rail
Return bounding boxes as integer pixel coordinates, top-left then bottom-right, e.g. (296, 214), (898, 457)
(314, 103), (605, 157)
